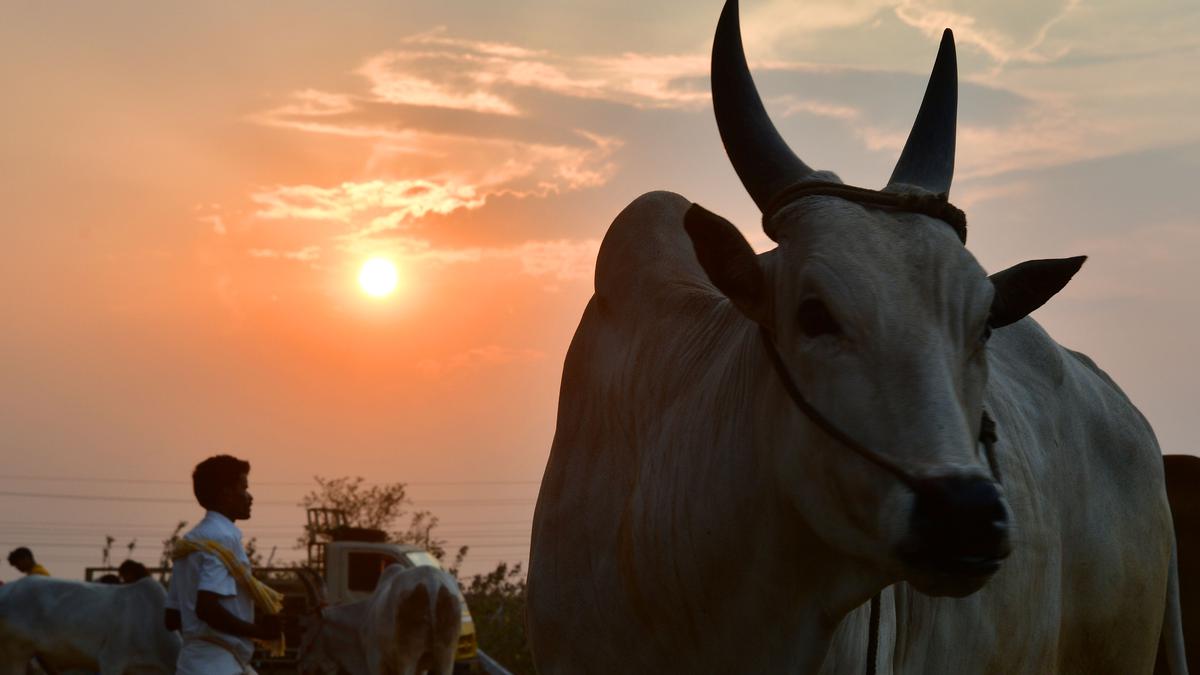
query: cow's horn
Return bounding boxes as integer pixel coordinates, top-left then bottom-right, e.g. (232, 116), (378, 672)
(887, 29), (958, 195)
(712, 0), (813, 213)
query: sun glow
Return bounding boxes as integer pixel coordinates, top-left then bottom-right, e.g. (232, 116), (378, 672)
(358, 257), (399, 297)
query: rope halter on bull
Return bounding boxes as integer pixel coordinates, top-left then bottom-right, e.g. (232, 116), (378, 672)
(710, 2), (1001, 672)
(762, 181), (967, 244)
(710, 2), (1003, 667)
(710, 0), (1001, 490)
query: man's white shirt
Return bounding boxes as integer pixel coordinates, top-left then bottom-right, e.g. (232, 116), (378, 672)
(166, 510), (256, 669)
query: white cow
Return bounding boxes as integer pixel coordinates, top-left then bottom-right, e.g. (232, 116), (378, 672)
(527, 0), (1186, 673)
(299, 565), (461, 675)
(0, 576), (181, 674)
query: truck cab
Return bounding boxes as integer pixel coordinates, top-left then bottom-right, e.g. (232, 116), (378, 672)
(305, 509), (479, 671)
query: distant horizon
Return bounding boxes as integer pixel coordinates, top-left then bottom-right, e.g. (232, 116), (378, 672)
(1, 471), (536, 583)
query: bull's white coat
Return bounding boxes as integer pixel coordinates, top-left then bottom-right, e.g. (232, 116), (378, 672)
(527, 189), (1179, 673)
(0, 576), (181, 674)
(299, 564), (461, 675)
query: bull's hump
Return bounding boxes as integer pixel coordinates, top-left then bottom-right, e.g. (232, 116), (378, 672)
(594, 191), (714, 314)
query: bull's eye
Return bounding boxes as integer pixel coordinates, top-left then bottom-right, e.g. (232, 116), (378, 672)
(797, 298), (841, 338)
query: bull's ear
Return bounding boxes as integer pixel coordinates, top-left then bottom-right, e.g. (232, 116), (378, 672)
(684, 203), (769, 325)
(989, 256), (1086, 328)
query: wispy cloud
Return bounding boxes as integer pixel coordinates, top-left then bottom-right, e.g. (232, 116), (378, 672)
(849, 93), (1102, 179)
(1064, 219), (1200, 303)
(892, 0), (1081, 66)
(248, 129), (618, 241)
(247, 245), (322, 262)
(779, 97), (863, 121)
(339, 236), (598, 282)
(416, 344), (544, 376)
(232, 17), (1184, 291)
(355, 29), (709, 114)
(198, 214), (228, 236)
(252, 179), (486, 228)
(742, 0), (1084, 67)
(741, 0), (895, 51)
(504, 238), (600, 282)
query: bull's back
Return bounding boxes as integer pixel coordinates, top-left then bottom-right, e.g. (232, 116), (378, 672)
(530, 190), (727, 672)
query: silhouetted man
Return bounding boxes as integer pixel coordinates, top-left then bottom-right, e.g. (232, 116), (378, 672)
(165, 455), (280, 674)
(6, 547), (49, 576)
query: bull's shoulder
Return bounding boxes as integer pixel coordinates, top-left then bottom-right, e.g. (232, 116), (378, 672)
(989, 318), (1157, 452)
(993, 319), (1121, 404)
(1063, 347), (1126, 398)
(593, 191), (716, 317)
(989, 319), (1067, 388)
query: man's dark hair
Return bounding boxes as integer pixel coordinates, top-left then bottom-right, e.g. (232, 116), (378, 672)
(192, 454), (251, 510)
(118, 559), (150, 582)
(7, 547), (32, 565)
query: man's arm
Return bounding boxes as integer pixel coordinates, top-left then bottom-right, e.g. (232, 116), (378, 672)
(196, 591), (280, 640)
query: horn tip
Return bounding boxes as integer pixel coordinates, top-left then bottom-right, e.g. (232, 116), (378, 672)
(938, 29), (957, 61)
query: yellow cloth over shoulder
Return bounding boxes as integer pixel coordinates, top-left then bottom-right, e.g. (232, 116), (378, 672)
(172, 539), (286, 657)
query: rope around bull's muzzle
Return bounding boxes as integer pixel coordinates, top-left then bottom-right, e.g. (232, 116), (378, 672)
(761, 180), (968, 244)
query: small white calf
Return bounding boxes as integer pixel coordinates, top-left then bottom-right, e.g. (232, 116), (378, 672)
(300, 565), (461, 675)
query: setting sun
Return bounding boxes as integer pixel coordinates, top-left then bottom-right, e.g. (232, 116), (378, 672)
(358, 257), (399, 297)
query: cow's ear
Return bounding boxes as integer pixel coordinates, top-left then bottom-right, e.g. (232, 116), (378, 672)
(989, 256), (1086, 328)
(685, 203), (769, 325)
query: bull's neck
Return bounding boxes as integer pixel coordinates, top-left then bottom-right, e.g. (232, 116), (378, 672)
(652, 306), (887, 669)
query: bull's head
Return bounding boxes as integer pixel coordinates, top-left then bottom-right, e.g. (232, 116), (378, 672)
(685, 0), (1084, 597)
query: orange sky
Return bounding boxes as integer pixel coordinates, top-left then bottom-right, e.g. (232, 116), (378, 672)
(2, 0), (1198, 580)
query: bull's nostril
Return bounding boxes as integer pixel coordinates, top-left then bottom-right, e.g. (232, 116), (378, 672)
(902, 474), (1011, 574)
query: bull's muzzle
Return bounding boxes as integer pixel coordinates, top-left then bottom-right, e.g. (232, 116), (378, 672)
(897, 474), (1012, 596)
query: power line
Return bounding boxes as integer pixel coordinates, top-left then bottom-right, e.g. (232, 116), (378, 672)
(1, 525), (536, 539)
(0, 518), (533, 528)
(0, 475), (539, 487)
(0, 490), (535, 507)
(1, 540), (531, 550)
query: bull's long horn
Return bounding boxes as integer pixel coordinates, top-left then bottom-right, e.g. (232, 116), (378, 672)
(887, 29), (958, 195)
(712, 0), (813, 213)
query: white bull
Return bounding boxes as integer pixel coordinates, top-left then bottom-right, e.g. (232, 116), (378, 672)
(527, 0), (1186, 672)
(0, 576), (180, 674)
(299, 565), (461, 675)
